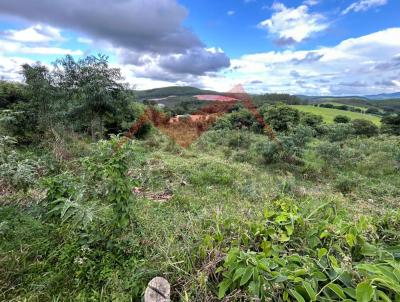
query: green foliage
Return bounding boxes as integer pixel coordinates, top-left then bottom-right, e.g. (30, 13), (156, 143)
(253, 93), (302, 106)
(217, 197), (400, 301)
(0, 135), (44, 191)
(301, 112), (324, 129)
(213, 109), (262, 132)
(334, 115), (351, 123)
(381, 114), (400, 136)
(263, 104), (301, 133)
(352, 119), (379, 137)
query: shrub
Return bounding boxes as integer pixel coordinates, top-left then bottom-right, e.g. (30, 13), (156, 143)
(334, 115), (351, 123)
(366, 107), (380, 115)
(0, 136), (43, 191)
(323, 123), (354, 142)
(213, 109), (262, 132)
(300, 112), (324, 129)
(381, 114), (400, 135)
(263, 104), (300, 133)
(335, 174), (357, 194)
(351, 119), (379, 137)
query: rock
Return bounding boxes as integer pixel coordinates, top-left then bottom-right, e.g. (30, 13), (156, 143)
(144, 277), (170, 302)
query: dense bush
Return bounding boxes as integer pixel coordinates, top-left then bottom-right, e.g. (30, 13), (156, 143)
(381, 114), (400, 135)
(300, 112), (324, 129)
(334, 115), (351, 123)
(351, 119), (379, 137)
(213, 109), (262, 132)
(263, 104), (301, 133)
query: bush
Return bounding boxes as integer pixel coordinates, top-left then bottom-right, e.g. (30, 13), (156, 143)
(366, 107), (380, 115)
(0, 136), (43, 191)
(334, 115), (351, 123)
(335, 174), (357, 194)
(300, 112), (324, 129)
(351, 119), (379, 137)
(381, 114), (400, 135)
(263, 104), (300, 133)
(213, 109), (262, 132)
(323, 123), (354, 142)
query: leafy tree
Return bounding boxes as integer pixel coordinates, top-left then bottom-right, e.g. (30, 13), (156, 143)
(381, 114), (400, 135)
(21, 62), (56, 133)
(351, 119), (379, 137)
(334, 115), (351, 124)
(53, 55), (127, 139)
(263, 104), (300, 133)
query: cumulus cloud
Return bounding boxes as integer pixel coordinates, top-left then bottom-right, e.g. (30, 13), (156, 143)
(0, 0), (201, 54)
(259, 2), (328, 45)
(159, 48), (230, 75)
(227, 10), (235, 16)
(1, 24), (62, 43)
(0, 38), (83, 56)
(342, 0), (388, 15)
(0, 0), (230, 77)
(209, 28), (400, 95)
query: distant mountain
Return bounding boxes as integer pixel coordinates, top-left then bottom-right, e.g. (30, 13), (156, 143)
(365, 92), (400, 100)
(134, 86), (220, 100)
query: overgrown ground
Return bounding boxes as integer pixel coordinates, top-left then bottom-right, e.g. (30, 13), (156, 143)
(1, 126), (399, 301)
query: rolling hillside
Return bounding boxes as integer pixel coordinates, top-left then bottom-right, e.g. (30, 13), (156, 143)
(293, 105), (381, 124)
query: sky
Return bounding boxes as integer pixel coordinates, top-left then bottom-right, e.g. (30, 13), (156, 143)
(0, 0), (399, 95)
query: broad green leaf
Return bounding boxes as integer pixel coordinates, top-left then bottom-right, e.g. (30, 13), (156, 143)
(376, 290), (392, 302)
(233, 267), (246, 282)
(285, 224), (294, 235)
(218, 279), (232, 299)
(356, 281), (374, 302)
(240, 267), (253, 286)
(345, 233), (356, 247)
(303, 281), (316, 301)
(279, 233), (290, 242)
(343, 287), (356, 299)
(318, 248), (328, 259)
(326, 283), (346, 299)
(289, 289), (306, 302)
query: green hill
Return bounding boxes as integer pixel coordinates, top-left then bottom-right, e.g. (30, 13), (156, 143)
(134, 86), (219, 100)
(293, 105), (381, 124)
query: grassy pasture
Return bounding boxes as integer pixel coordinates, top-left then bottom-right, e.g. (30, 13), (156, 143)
(293, 105), (381, 125)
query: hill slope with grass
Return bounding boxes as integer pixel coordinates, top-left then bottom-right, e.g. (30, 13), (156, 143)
(293, 105), (381, 124)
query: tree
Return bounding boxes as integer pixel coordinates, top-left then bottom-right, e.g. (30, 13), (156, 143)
(381, 114), (400, 135)
(263, 104), (300, 133)
(351, 119), (379, 137)
(54, 55), (125, 139)
(334, 115), (351, 124)
(22, 62), (56, 132)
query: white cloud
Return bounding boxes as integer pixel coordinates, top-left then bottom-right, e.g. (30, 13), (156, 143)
(342, 0), (388, 15)
(227, 10), (235, 16)
(2, 24), (62, 43)
(196, 28), (400, 95)
(77, 37), (93, 44)
(0, 38), (83, 56)
(303, 0), (318, 6)
(259, 2), (328, 45)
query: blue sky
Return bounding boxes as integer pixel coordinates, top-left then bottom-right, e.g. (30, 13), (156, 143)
(0, 0), (399, 95)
